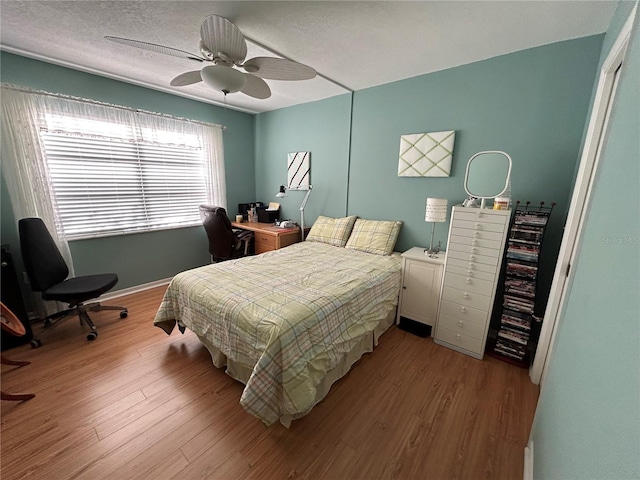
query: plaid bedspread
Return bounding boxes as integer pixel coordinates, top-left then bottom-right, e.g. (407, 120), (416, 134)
(154, 241), (402, 426)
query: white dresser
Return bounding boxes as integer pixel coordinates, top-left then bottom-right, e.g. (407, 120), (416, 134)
(434, 206), (510, 359)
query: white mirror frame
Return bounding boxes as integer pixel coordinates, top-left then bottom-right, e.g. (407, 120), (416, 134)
(464, 150), (513, 209)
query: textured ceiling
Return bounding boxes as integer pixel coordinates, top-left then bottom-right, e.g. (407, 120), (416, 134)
(0, 1), (617, 114)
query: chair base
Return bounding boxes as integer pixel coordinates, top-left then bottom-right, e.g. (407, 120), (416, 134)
(31, 302), (127, 347)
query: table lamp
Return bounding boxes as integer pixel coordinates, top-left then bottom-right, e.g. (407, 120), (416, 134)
(276, 185), (313, 241)
(425, 198), (448, 255)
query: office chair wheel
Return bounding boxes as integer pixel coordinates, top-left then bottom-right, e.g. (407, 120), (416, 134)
(120, 310), (128, 318)
(43, 318), (53, 326)
(87, 332), (98, 341)
(30, 339), (42, 349)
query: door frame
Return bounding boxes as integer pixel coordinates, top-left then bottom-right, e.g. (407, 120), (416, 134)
(530, 5), (637, 386)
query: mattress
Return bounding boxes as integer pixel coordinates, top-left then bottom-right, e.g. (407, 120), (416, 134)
(154, 241), (402, 426)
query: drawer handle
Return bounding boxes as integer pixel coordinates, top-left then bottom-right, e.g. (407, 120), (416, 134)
(460, 306), (466, 312)
(465, 278), (471, 284)
(473, 232), (480, 237)
(467, 270), (473, 276)
(455, 334), (462, 341)
(475, 224), (482, 230)
(469, 255), (476, 261)
(458, 320), (464, 327)
(463, 292), (470, 298)
(472, 239), (478, 245)
(471, 247), (477, 253)
(468, 263), (475, 270)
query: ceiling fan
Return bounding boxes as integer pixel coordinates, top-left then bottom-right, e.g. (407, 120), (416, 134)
(105, 15), (317, 99)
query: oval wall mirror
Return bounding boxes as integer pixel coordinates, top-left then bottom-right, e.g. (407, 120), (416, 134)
(464, 151), (512, 208)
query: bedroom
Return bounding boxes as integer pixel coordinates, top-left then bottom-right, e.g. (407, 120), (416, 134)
(1, 1), (638, 479)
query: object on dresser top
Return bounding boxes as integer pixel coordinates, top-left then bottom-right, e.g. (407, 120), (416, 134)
(434, 206), (510, 359)
(201, 205), (253, 262)
(488, 201), (555, 367)
(154, 241), (402, 427)
(464, 151), (512, 209)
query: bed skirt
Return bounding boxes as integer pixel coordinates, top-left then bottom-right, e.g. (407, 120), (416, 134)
(196, 307), (396, 428)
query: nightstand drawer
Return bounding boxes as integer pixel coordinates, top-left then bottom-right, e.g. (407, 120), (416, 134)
(439, 300), (487, 325)
(442, 286), (491, 311)
(437, 313), (486, 339)
(443, 272), (493, 296)
(436, 326), (483, 354)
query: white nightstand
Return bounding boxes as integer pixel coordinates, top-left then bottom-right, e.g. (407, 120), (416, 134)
(396, 247), (445, 336)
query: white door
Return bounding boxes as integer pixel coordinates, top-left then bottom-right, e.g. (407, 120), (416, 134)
(530, 6), (636, 386)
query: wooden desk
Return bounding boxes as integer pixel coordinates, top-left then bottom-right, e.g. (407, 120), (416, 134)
(232, 221), (302, 254)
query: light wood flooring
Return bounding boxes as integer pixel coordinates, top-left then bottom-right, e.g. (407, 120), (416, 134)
(1, 286), (539, 479)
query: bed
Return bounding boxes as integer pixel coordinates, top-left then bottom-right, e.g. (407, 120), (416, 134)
(154, 217), (403, 427)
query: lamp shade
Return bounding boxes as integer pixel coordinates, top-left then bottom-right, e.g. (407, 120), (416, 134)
(275, 185), (287, 198)
(425, 198), (448, 222)
(200, 65), (247, 94)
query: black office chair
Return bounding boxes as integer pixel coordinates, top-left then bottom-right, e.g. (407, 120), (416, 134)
(18, 218), (127, 347)
(200, 206), (253, 262)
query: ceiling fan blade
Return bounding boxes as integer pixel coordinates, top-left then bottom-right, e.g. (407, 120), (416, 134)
(200, 15), (247, 64)
(241, 74), (271, 99)
(241, 57), (316, 81)
(105, 36), (205, 62)
(170, 71), (203, 87)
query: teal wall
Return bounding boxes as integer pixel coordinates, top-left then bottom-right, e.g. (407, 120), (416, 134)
(0, 52), (255, 294)
(254, 94), (353, 222)
(255, 35), (604, 305)
(531, 2), (640, 478)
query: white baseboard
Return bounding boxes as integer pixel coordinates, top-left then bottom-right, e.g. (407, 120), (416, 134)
(99, 277), (172, 302)
(523, 440), (534, 480)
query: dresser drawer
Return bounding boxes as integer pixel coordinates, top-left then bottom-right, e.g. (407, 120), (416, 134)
(442, 286), (491, 311)
(446, 249), (500, 267)
(445, 264), (495, 282)
(437, 313), (486, 339)
(448, 235), (502, 250)
(453, 219), (505, 233)
(450, 227), (505, 242)
(436, 326), (484, 354)
(446, 257), (497, 275)
(439, 300), (488, 325)
(443, 272), (493, 296)
(453, 210), (509, 224)
(447, 242), (501, 258)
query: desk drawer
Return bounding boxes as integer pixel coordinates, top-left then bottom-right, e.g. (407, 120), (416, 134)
(255, 233), (276, 254)
(442, 286), (491, 311)
(438, 313), (486, 339)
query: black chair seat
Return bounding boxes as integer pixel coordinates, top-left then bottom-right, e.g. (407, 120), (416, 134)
(42, 274), (118, 304)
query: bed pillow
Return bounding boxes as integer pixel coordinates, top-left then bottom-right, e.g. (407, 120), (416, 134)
(306, 215), (358, 247)
(345, 219), (403, 255)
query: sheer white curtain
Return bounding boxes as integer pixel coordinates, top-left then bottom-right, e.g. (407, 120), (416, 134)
(1, 84), (226, 271)
(1, 87), (76, 275)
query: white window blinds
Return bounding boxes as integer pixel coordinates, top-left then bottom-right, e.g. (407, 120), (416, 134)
(40, 114), (210, 239)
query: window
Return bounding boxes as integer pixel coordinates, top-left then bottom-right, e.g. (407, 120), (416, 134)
(40, 114), (212, 239)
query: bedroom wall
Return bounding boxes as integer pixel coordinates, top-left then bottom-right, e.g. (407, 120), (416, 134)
(0, 52), (255, 294)
(255, 35), (604, 305)
(530, 2), (640, 478)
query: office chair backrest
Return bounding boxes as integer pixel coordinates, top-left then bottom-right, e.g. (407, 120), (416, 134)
(202, 207), (237, 260)
(19, 218), (69, 293)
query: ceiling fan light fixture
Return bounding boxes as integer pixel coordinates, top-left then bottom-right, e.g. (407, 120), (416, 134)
(201, 65), (247, 94)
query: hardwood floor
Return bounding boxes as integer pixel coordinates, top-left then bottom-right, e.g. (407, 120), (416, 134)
(1, 286), (539, 479)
